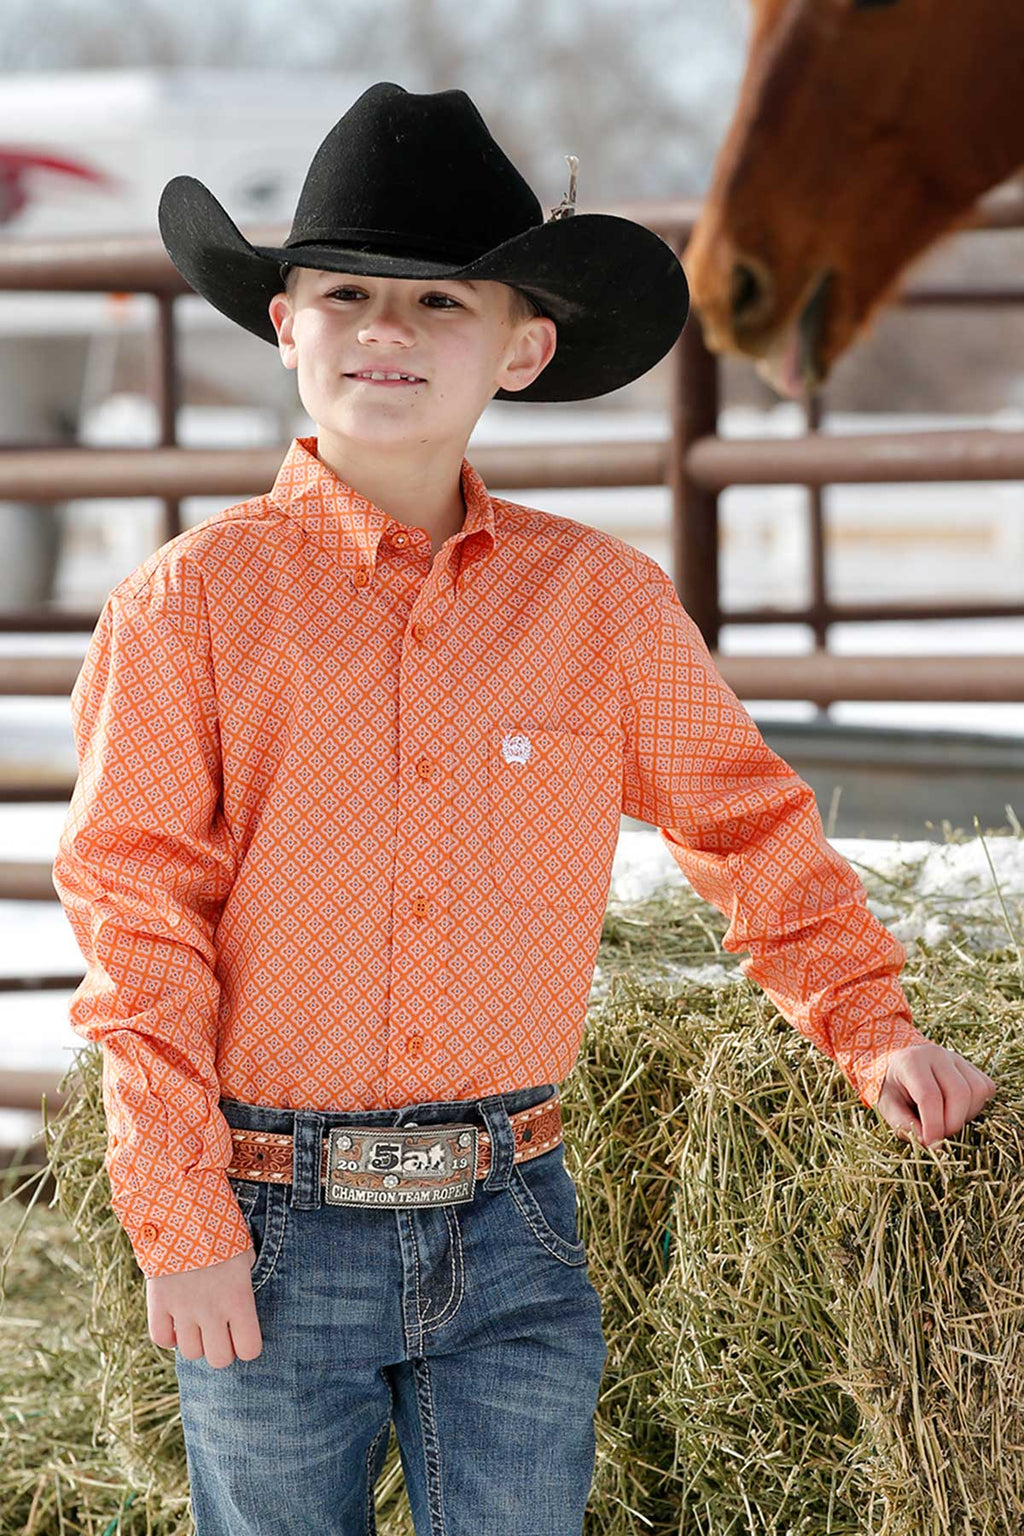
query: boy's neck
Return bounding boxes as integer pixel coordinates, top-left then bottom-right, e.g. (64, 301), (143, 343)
(313, 429), (468, 560)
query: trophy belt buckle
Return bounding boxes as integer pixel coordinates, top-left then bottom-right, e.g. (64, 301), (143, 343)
(324, 1121), (479, 1208)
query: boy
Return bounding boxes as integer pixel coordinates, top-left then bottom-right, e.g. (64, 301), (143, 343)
(52, 82), (995, 1536)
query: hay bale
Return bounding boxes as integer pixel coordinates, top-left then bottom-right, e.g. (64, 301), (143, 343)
(576, 826), (1023, 1535)
(2, 826), (1021, 1534)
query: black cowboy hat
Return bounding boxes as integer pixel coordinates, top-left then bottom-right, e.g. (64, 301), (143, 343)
(157, 81), (689, 403)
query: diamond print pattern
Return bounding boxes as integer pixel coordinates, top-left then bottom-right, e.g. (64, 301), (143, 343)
(51, 434), (927, 1278)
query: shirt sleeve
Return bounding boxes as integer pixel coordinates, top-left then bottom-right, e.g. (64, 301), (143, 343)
(51, 583), (252, 1279)
(618, 561), (930, 1110)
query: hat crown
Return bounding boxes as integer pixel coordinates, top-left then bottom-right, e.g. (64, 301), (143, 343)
(286, 82), (544, 263)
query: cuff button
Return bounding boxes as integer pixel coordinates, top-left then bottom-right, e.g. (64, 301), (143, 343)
(139, 1222), (159, 1243)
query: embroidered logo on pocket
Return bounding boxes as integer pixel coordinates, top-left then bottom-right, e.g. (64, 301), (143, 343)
(501, 731), (532, 766)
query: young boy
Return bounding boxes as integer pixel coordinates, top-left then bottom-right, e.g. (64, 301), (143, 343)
(52, 82), (995, 1536)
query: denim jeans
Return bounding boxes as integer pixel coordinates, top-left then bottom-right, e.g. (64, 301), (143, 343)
(174, 1082), (608, 1535)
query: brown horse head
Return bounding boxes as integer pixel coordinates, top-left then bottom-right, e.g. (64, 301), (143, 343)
(683, 0), (1024, 398)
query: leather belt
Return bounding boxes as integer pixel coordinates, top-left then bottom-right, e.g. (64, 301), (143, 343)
(224, 1090), (563, 1208)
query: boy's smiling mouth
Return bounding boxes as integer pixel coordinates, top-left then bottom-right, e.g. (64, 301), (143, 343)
(344, 369), (426, 386)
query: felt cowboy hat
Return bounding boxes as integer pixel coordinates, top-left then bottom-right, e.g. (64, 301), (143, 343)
(157, 81), (689, 403)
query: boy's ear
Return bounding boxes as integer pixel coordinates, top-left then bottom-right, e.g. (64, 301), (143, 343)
(498, 315), (558, 394)
(268, 293), (297, 368)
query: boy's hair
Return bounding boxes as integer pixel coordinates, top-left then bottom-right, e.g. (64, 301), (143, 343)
(280, 263), (544, 323)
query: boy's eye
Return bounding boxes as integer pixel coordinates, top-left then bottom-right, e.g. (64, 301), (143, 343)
(326, 287), (462, 309)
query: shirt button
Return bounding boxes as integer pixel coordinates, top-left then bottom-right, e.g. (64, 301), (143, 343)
(411, 622), (428, 645)
(415, 755), (435, 780)
(411, 896), (431, 919)
(352, 567), (371, 588)
(389, 529), (409, 548)
(139, 1222), (159, 1244)
(408, 1034), (423, 1055)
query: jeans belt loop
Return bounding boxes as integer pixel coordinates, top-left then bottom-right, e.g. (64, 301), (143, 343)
(291, 1109), (325, 1209)
(476, 1095), (515, 1192)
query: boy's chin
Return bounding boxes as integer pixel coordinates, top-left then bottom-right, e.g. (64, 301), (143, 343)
(312, 413), (435, 444)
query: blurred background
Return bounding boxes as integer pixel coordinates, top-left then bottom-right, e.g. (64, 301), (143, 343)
(1, 0), (1022, 1150)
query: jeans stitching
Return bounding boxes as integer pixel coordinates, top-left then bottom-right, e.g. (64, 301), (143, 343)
(421, 1205), (465, 1334)
(228, 1178), (260, 1216)
(412, 1355), (448, 1536)
(364, 1373), (394, 1536)
(251, 1182), (288, 1291)
(508, 1168), (588, 1266)
(408, 1212), (426, 1356)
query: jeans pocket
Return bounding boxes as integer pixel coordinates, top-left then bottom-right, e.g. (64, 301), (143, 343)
(507, 1143), (588, 1267)
(228, 1177), (288, 1291)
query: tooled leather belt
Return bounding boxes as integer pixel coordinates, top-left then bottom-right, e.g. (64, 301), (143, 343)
(224, 1090), (563, 1208)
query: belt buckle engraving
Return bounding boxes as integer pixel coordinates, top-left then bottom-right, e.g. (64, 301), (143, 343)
(325, 1122), (479, 1207)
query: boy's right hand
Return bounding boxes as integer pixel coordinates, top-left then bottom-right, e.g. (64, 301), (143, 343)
(147, 1246), (262, 1368)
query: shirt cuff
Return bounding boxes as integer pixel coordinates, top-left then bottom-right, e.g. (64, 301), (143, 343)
(111, 1168), (255, 1279)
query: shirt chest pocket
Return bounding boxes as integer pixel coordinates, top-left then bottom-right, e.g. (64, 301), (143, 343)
(486, 728), (623, 916)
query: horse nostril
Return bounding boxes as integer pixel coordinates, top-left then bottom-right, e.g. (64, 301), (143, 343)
(731, 260), (765, 324)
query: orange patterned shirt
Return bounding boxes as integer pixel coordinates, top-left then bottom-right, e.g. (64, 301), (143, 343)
(52, 434), (929, 1278)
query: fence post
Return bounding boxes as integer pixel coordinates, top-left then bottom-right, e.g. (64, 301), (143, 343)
(669, 297), (722, 648)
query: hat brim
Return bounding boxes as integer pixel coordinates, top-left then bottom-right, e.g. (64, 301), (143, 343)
(158, 174), (689, 403)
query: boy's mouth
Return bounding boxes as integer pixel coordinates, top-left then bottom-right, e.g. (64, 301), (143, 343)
(344, 370), (426, 386)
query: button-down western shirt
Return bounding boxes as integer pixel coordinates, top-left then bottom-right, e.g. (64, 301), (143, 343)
(51, 433), (929, 1278)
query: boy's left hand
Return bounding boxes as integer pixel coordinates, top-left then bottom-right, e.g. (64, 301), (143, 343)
(875, 1043), (997, 1147)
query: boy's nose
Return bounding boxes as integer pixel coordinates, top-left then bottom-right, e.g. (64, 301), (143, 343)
(357, 298), (418, 338)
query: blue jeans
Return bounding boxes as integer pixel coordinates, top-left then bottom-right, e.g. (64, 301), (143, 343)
(174, 1082), (608, 1535)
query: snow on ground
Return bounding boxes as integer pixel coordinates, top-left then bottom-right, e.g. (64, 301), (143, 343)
(587, 824), (1024, 1001)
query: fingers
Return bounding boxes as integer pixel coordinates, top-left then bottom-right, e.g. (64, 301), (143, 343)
(162, 1303), (262, 1369)
(896, 1053), (998, 1148)
(228, 1301), (264, 1362)
(145, 1249), (263, 1367)
(173, 1317), (241, 1369)
(195, 1319), (238, 1371)
(955, 1054), (997, 1100)
(148, 1302), (177, 1351)
(927, 1055), (997, 1143)
(173, 1317), (206, 1361)
(881, 1042), (999, 1150)
(910, 1062), (947, 1146)
(894, 1117), (923, 1143)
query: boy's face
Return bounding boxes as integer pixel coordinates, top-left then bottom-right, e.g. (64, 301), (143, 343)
(268, 269), (557, 450)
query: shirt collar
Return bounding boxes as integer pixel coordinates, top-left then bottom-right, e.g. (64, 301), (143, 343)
(266, 434), (497, 576)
